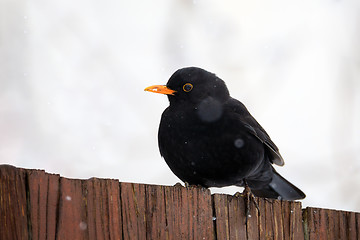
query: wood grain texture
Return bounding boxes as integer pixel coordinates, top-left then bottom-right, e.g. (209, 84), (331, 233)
(164, 184), (214, 240)
(0, 165), (29, 240)
(27, 169), (60, 240)
(212, 194), (230, 239)
(227, 194), (247, 240)
(1, 165), (359, 240)
(85, 178), (123, 240)
(303, 207), (359, 240)
(120, 182), (146, 239)
(211, 194), (304, 240)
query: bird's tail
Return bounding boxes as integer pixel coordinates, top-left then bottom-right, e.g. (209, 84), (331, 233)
(251, 169), (306, 200)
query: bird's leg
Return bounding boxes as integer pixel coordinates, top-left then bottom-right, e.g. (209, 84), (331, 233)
(173, 182), (191, 189)
(242, 180), (260, 224)
(176, 182), (206, 190)
(233, 191), (242, 198)
(173, 182), (183, 187)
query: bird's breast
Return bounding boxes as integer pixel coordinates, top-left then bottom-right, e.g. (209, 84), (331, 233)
(158, 107), (264, 187)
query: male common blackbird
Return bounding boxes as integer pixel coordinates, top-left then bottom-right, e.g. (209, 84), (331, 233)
(145, 67), (305, 200)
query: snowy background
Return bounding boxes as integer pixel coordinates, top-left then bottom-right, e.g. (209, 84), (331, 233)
(1, 0), (360, 212)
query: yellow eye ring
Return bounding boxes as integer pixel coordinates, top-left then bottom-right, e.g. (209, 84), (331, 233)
(183, 83), (193, 92)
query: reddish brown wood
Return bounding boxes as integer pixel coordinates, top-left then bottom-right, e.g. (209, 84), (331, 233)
(120, 182), (146, 240)
(56, 178), (88, 239)
(0, 165), (29, 240)
(319, 208), (329, 239)
(347, 211), (357, 240)
(27, 169), (60, 240)
(356, 213), (360, 239)
(281, 200), (290, 240)
(272, 200), (283, 240)
(54, 177), (123, 240)
(164, 185), (187, 239)
(339, 209), (348, 239)
(187, 186), (214, 238)
(106, 180), (123, 240)
(85, 178), (123, 240)
(303, 207), (359, 240)
(327, 209), (336, 240)
(246, 197), (260, 240)
(145, 184), (167, 239)
(228, 195), (247, 240)
(2, 165), (360, 240)
(212, 194), (304, 240)
(303, 207), (314, 240)
(162, 184), (213, 239)
(120, 182), (214, 240)
(258, 198), (266, 239)
(338, 209), (347, 239)
(212, 194), (230, 239)
(290, 201), (304, 240)
(264, 199), (275, 239)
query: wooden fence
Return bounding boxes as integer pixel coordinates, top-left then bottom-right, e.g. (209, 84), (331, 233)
(0, 165), (359, 239)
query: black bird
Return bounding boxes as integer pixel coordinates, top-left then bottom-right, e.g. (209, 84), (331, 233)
(145, 67), (305, 201)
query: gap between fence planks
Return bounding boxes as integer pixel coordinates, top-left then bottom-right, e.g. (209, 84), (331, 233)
(0, 165), (359, 240)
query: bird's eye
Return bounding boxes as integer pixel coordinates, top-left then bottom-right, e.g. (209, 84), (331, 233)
(183, 83), (193, 92)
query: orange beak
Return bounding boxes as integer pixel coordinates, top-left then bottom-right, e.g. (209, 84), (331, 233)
(144, 85), (176, 95)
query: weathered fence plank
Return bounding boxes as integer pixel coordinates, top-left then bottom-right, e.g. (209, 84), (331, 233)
(27, 169), (60, 239)
(120, 182), (146, 239)
(227, 194), (247, 240)
(0, 165), (29, 240)
(210, 193), (305, 240)
(1, 165), (359, 240)
(303, 207), (360, 240)
(164, 184), (213, 239)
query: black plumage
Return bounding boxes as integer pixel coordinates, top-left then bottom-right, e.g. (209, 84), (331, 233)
(145, 67), (305, 200)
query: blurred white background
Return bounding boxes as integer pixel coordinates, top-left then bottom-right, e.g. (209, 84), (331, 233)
(1, 0), (360, 212)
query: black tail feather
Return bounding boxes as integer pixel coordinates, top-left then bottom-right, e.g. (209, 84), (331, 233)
(252, 170), (305, 200)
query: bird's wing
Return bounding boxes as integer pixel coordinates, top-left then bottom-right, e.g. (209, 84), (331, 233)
(226, 98), (285, 166)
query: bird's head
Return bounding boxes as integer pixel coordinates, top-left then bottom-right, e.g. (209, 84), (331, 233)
(145, 67), (230, 106)
(145, 67), (231, 123)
